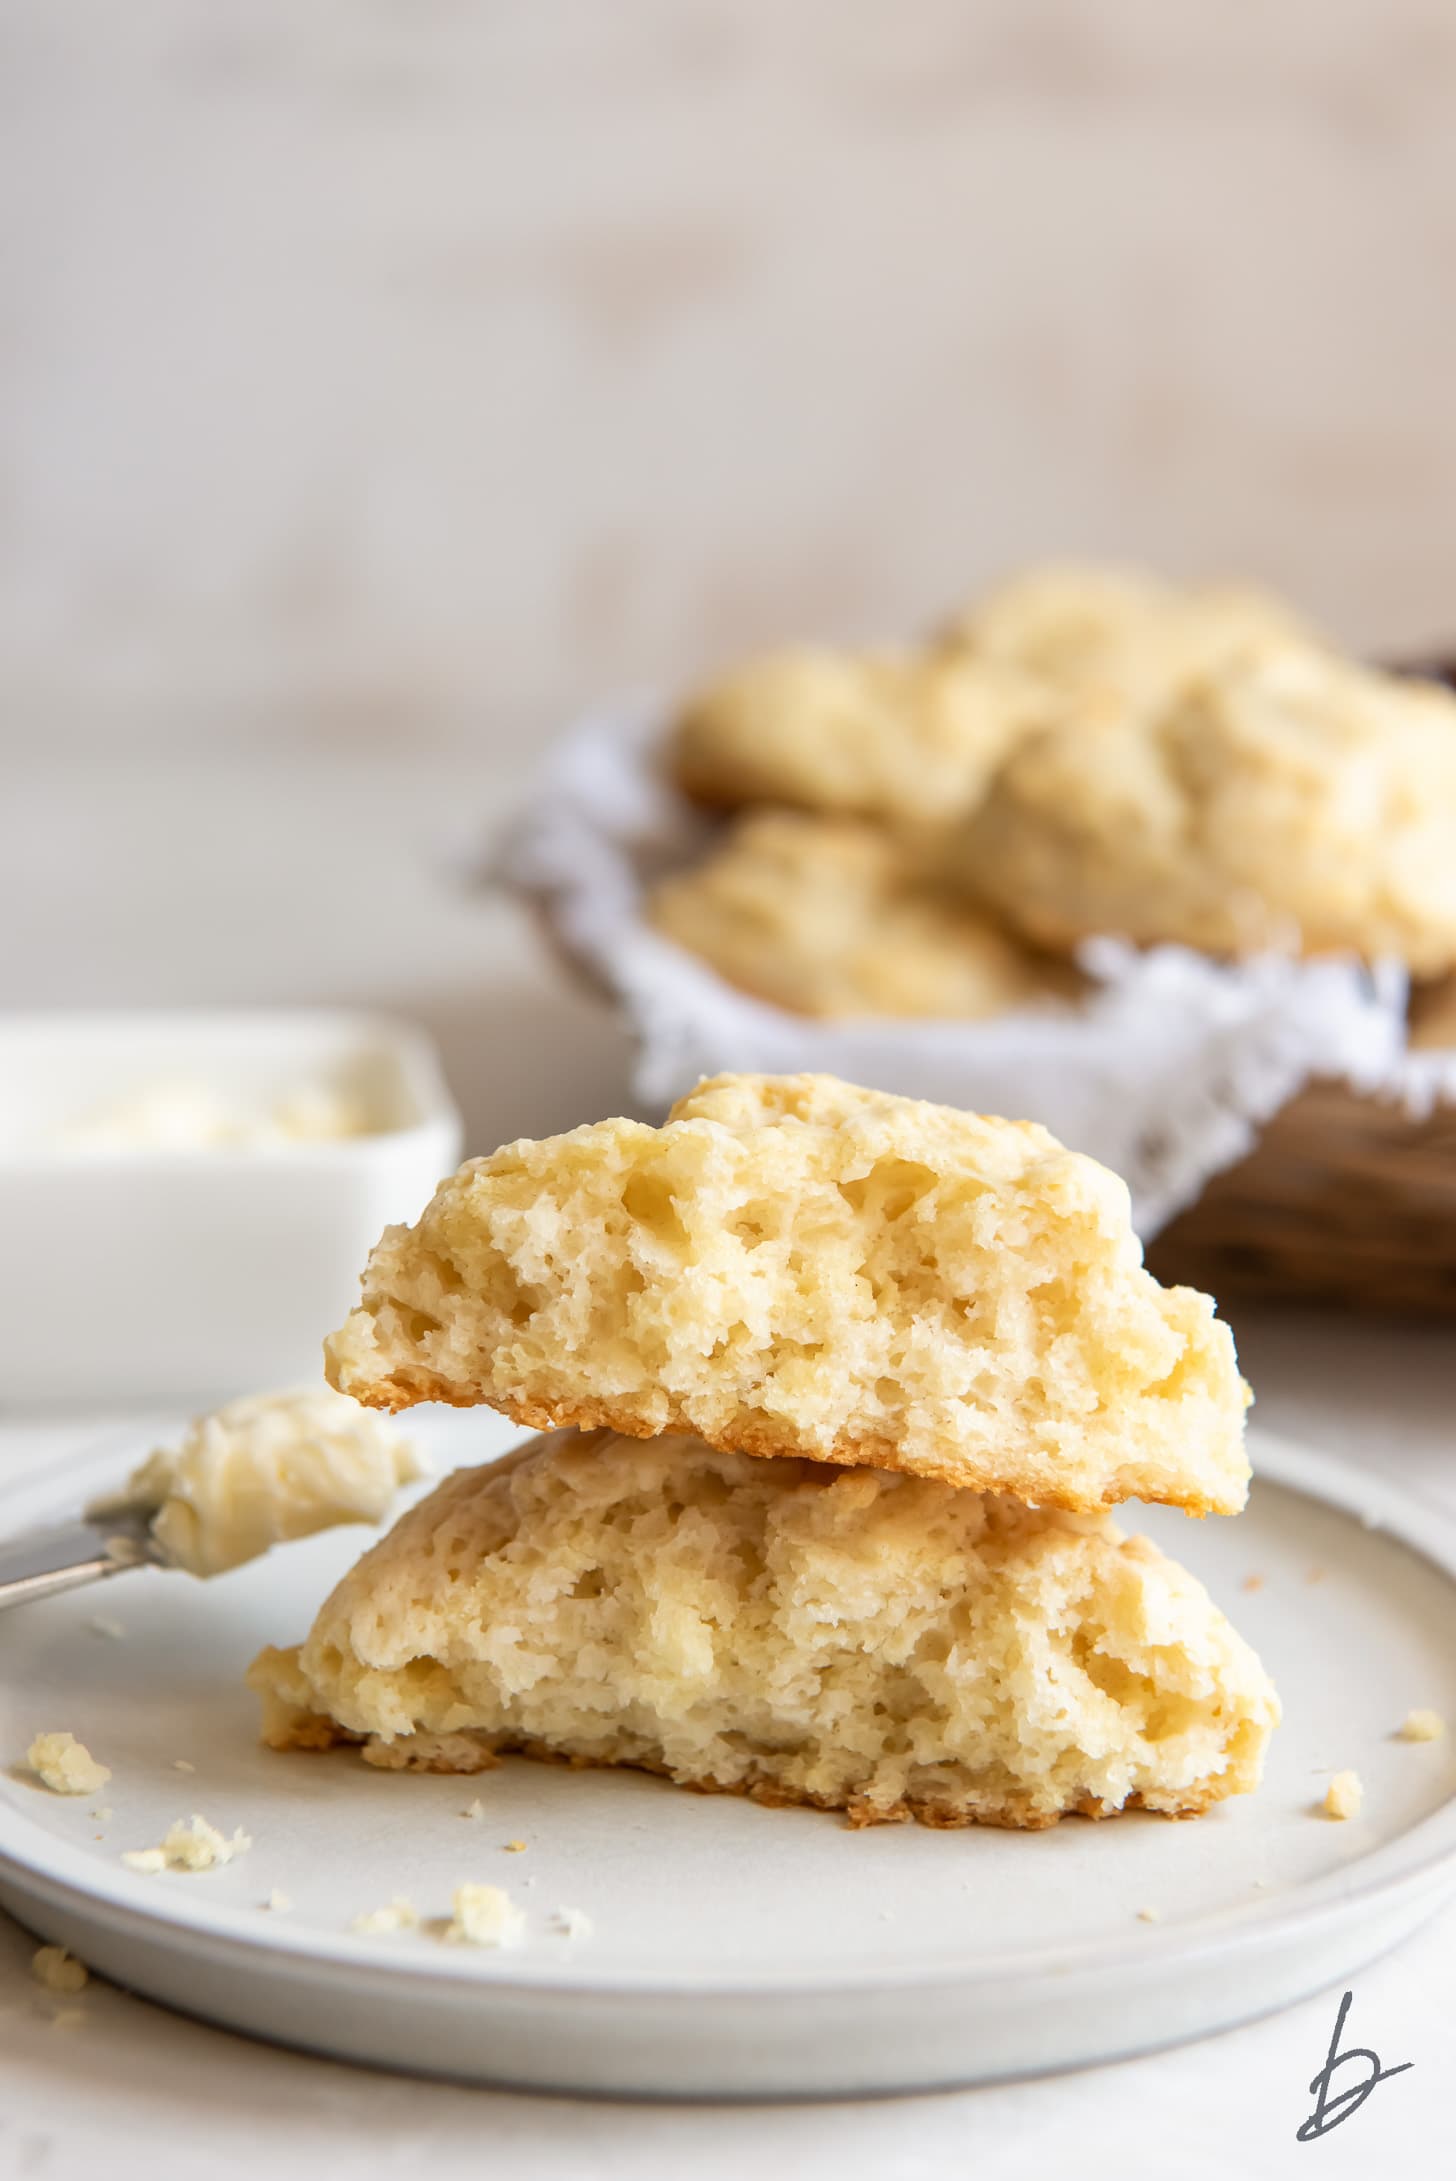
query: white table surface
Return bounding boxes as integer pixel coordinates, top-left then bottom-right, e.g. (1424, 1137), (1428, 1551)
(2, 753), (1453, 2180)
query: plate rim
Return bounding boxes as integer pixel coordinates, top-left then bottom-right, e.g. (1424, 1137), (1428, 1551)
(2, 1424), (1455, 2003)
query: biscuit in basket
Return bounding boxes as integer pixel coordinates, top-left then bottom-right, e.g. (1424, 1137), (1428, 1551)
(941, 561), (1312, 698)
(647, 811), (1080, 1020)
(325, 1072), (1250, 1516)
(671, 647), (1040, 829)
(954, 644), (1456, 970)
(250, 1429), (1278, 1830)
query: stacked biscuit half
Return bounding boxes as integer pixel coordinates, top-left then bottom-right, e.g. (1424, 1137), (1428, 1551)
(251, 1073), (1278, 1830)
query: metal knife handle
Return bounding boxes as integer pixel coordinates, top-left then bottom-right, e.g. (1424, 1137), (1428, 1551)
(0, 1513), (163, 1612)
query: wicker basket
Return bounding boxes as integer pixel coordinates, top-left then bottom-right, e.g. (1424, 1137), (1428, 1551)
(1148, 1078), (1456, 1315)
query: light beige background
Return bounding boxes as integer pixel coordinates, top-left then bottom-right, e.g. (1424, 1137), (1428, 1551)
(3, 23), (1456, 2164)
(4, 0), (1456, 766)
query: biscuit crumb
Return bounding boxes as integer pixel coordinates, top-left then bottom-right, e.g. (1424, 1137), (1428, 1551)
(1240, 1574), (1264, 1593)
(502, 1839), (526, 1854)
(264, 1888), (292, 1912)
(1322, 1771), (1363, 1821)
(553, 1906), (593, 1940)
(1136, 1907), (1162, 1924)
(1397, 1709), (1445, 1743)
(462, 1799), (485, 1820)
(445, 1884), (524, 1948)
(49, 2007), (87, 2031)
(122, 1814), (251, 1873)
(1252, 1877), (1272, 1890)
(91, 1807), (113, 1823)
(89, 1615), (125, 1639)
(350, 1897), (417, 1935)
(173, 1759), (196, 1774)
(26, 1732), (111, 1797)
(31, 1946), (89, 1995)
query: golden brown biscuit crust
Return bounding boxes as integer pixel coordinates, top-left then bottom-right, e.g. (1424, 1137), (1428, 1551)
(256, 1704), (1234, 1830)
(335, 1376), (1232, 1518)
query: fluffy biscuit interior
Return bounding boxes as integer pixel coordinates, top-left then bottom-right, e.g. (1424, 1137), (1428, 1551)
(251, 1429), (1278, 1829)
(326, 1072), (1249, 1517)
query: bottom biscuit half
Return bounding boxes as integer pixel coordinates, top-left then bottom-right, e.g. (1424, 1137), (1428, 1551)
(249, 1426), (1278, 1833)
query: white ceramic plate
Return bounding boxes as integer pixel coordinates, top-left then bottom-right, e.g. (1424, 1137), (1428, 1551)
(2, 1416), (1455, 2099)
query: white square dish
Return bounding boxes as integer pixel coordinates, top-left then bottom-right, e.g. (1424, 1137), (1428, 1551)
(0, 1011), (462, 1405)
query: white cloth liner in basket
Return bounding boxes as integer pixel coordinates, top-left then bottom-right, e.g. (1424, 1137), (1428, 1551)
(504, 698), (1456, 1238)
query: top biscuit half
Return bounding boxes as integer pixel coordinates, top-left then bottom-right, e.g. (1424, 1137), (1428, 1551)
(326, 1073), (1250, 1517)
